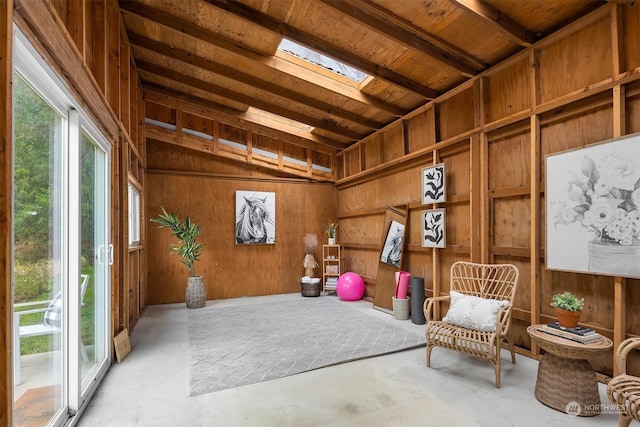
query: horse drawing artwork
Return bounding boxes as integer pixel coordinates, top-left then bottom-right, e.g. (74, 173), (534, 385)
(381, 223), (404, 267)
(235, 195), (275, 244)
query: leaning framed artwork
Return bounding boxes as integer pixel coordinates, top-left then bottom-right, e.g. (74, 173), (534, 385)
(422, 208), (446, 248)
(422, 163), (446, 204)
(546, 132), (640, 278)
(235, 190), (276, 244)
(380, 220), (405, 268)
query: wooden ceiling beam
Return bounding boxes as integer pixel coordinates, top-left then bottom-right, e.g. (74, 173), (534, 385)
(146, 131), (333, 182)
(137, 58), (383, 131)
(129, 32), (374, 140)
(143, 86), (347, 152)
(137, 60), (372, 140)
(450, 0), (538, 47)
(320, 0), (485, 77)
(119, 1), (405, 118)
(203, 0), (440, 99)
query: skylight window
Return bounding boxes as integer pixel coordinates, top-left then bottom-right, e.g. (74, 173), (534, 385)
(278, 39), (368, 83)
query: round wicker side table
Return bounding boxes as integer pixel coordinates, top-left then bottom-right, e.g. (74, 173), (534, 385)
(527, 325), (612, 417)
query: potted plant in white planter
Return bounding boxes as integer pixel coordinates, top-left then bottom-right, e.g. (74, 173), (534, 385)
(325, 221), (338, 245)
(551, 291), (584, 328)
(151, 207), (206, 309)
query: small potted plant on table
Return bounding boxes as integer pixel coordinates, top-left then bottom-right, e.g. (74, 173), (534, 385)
(551, 291), (584, 328)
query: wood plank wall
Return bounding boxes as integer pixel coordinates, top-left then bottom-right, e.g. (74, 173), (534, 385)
(0, 1), (144, 417)
(146, 141), (338, 303)
(336, 3), (640, 377)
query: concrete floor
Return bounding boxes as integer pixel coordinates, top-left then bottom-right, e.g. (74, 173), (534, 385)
(77, 294), (618, 427)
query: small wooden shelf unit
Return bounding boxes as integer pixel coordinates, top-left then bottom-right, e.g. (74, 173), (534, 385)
(322, 245), (342, 294)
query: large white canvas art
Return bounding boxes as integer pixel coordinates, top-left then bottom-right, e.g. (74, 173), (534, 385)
(546, 133), (640, 278)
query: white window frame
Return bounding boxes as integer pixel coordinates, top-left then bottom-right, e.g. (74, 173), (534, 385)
(128, 182), (141, 246)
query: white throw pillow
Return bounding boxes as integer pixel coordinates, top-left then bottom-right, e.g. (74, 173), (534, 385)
(442, 290), (509, 332)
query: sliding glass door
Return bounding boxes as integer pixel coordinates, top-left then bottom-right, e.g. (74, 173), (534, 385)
(12, 70), (66, 427)
(12, 29), (111, 427)
(78, 130), (109, 394)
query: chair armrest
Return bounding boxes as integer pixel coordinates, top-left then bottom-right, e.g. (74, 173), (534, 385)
(424, 295), (450, 323)
(616, 337), (640, 375)
(14, 300), (52, 309)
(495, 304), (513, 336)
(14, 307), (49, 326)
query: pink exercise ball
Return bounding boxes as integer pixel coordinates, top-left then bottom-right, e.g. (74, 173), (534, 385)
(336, 272), (365, 301)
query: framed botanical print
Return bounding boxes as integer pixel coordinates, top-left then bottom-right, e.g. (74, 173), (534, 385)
(422, 163), (446, 204)
(422, 208), (446, 248)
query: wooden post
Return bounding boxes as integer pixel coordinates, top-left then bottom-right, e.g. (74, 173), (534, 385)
(530, 115), (541, 355)
(0, 2), (13, 425)
(612, 84), (626, 375)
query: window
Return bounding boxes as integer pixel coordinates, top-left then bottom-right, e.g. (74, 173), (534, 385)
(128, 183), (141, 246)
(278, 38), (368, 83)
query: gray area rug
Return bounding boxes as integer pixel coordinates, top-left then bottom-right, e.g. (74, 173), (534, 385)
(188, 296), (426, 396)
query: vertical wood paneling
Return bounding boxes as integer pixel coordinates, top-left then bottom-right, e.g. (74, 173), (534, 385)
(66, 0), (83, 59)
(611, 3), (623, 78)
(84, 0), (92, 69)
(120, 39), (130, 131)
(107, 0), (120, 118)
(623, 2), (640, 72)
(91, 0), (107, 93)
(469, 135), (480, 262)
(436, 89), (475, 140)
(538, 17), (612, 104)
(406, 108), (435, 153)
(486, 58), (531, 123)
(0, 1), (13, 423)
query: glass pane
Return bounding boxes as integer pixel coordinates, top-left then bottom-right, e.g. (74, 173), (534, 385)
(13, 74), (65, 426)
(80, 131), (108, 391)
(128, 183), (140, 246)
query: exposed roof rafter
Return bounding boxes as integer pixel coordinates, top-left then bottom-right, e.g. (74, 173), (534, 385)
(144, 85), (348, 152)
(128, 33), (371, 140)
(137, 59), (378, 139)
(320, 0), (486, 77)
(450, 0), (538, 47)
(119, 1), (404, 117)
(203, 0), (441, 99)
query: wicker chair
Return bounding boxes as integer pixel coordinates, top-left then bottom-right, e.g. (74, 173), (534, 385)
(423, 261), (519, 388)
(607, 337), (640, 426)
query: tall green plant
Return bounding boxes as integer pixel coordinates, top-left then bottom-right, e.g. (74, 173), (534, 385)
(150, 207), (203, 277)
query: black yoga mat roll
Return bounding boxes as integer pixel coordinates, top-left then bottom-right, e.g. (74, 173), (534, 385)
(410, 277), (426, 325)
